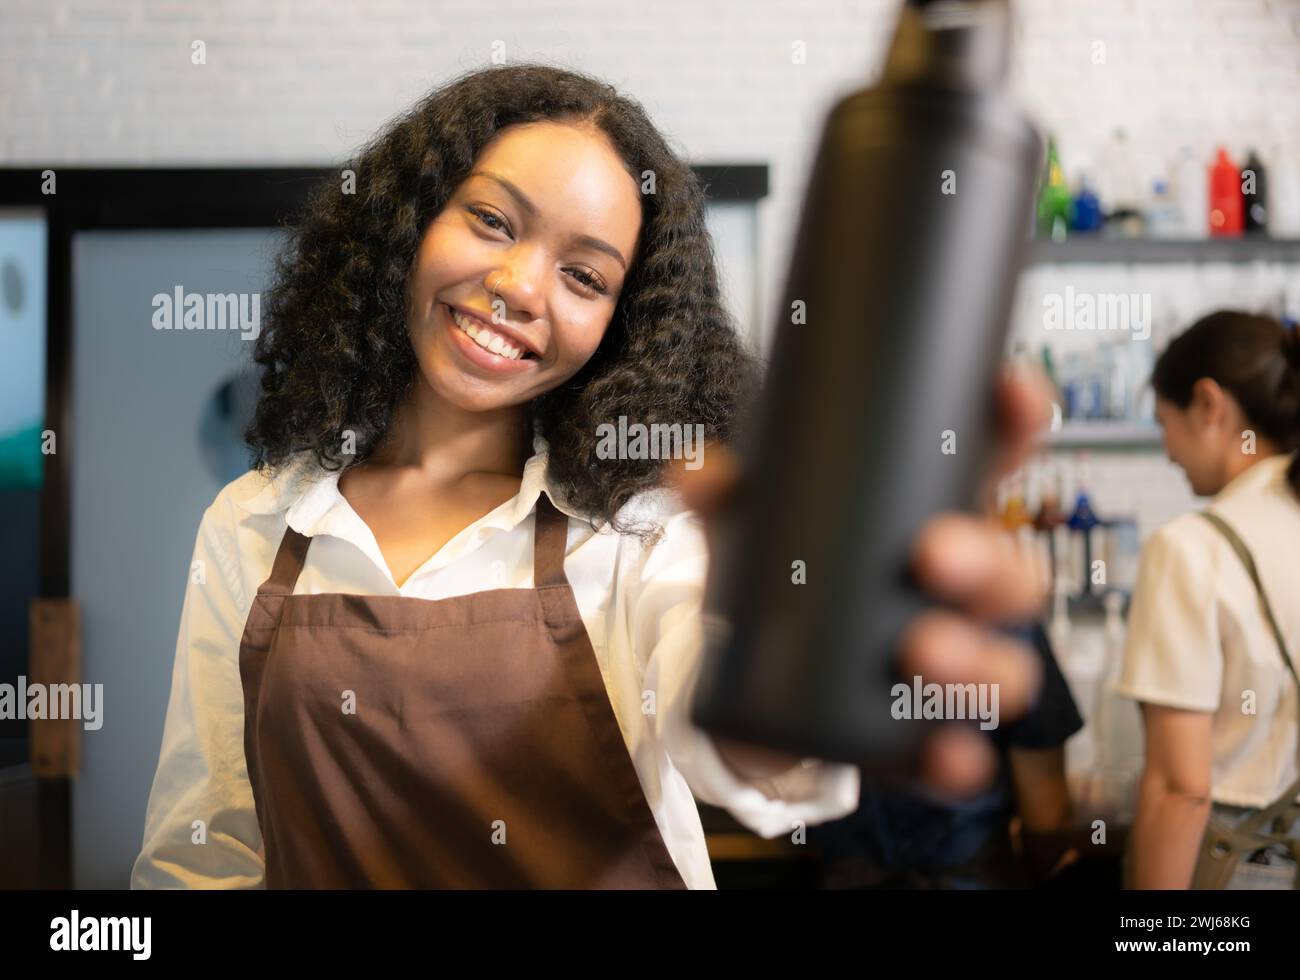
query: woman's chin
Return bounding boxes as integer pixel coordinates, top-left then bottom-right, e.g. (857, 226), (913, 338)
(425, 368), (532, 414)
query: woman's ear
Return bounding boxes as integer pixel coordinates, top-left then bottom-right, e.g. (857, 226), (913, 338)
(1189, 376), (1229, 431)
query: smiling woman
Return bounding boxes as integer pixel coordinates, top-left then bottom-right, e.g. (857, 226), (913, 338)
(130, 64), (873, 893)
(244, 64), (761, 540)
(405, 120), (643, 402)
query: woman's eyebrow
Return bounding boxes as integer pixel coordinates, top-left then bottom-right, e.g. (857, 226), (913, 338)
(469, 169), (628, 270)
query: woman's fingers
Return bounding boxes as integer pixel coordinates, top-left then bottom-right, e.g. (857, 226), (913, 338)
(674, 434), (1047, 802)
(899, 610), (1040, 798)
(911, 512), (1048, 622)
(667, 439), (738, 519)
(977, 365), (1055, 510)
(896, 608), (1043, 725)
(916, 724), (1000, 798)
(997, 363), (1055, 466)
(902, 499), (1048, 796)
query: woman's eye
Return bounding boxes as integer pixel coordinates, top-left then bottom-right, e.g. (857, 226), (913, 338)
(468, 206), (509, 234)
(568, 268), (607, 296)
(468, 206), (606, 296)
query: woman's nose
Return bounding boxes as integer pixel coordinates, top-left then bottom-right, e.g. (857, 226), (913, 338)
(488, 252), (546, 318)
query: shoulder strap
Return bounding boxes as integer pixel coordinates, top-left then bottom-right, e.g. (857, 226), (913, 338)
(1198, 510), (1300, 814)
(1197, 511), (1299, 691)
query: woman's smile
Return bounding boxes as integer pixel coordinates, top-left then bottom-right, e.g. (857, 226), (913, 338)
(442, 301), (542, 376)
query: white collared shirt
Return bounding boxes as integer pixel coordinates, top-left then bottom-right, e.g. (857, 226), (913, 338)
(130, 433), (861, 889)
(1117, 452), (1300, 807)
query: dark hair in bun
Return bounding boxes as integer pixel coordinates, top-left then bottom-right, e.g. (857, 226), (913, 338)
(1151, 310), (1300, 498)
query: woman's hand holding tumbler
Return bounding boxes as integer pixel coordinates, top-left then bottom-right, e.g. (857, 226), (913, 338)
(670, 363), (1055, 798)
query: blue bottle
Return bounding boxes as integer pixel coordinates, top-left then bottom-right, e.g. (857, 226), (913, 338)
(1068, 455), (1101, 596)
(1070, 175), (1103, 232)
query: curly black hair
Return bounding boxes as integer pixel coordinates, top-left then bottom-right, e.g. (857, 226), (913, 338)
(243, 62), (762, 541)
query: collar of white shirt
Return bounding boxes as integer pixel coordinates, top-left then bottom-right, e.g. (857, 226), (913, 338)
(1210, 451), (1296, 506)
(226, 432), (589, 539)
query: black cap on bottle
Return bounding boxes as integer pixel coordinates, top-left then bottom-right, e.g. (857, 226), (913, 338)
(883, 0), (1012, 91)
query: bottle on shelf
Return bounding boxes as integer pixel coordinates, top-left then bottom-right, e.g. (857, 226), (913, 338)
(1067, 451), (1102, 597)
(1069, 173), (1104, 233)
(1099, 128), (1144, 238)
(1174, 145), (1209, 238)
(1145, 178), (1182, 238)
(1000, 467), (1031, 532)
(1102, 516), (1141, 595)
(1033, 452), (1068, 596)
(1060, 349), (1082, 420)
(1242, 148), (1269, 235)
(1037, 136), (1072, 242)
(1269, 142), (1300, 237)
(1128, 329), (1156, 423)
(1209, 146), (1244, 237)
(1039, 344), (1064, 433)
(1080, 345), (1104, 419)
(1103, 337), (1130, 420)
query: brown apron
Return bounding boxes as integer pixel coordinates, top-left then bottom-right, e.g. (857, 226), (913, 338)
(238, 493), (688, 889)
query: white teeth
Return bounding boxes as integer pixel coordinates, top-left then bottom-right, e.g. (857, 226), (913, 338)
(449, 306), (527, 360)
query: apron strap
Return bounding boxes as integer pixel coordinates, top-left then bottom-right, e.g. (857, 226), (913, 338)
(533, 493), (571, 589)
(258, 526), (313, 597)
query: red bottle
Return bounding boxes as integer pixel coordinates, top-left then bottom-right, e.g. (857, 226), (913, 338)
(1209, 147), (1244, 237)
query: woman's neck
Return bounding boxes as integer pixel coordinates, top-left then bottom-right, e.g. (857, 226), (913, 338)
(1218, 441), (1285, 489)
(370, 383), (531, 485)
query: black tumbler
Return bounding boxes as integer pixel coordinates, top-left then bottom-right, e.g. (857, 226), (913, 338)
(691, 0), (1044, 767)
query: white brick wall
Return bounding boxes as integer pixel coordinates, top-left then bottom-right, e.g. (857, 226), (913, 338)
(5, 0), (1298, 535)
